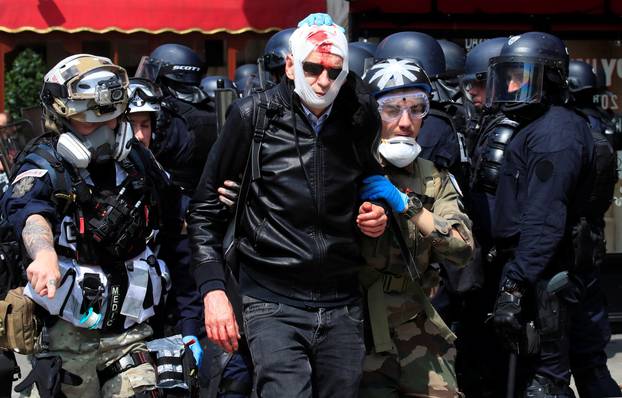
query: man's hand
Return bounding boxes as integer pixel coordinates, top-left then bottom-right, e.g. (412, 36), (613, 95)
(203, 290), (241, 352)
(26, 250), (60, 299)
(217, 180), (241, 208)
(22, 214), (60, 299)
(356, 202), (387, 238)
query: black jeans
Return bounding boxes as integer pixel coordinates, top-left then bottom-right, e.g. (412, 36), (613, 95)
(242, 296), (365, 398)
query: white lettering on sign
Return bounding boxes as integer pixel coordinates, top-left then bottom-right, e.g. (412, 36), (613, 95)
(465, 38), (485, 51)
(574, 57), (622, 87)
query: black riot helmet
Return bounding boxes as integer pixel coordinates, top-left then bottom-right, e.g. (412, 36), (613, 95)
(350, 41), (377, 56)
(437, 40), (466, 77)
(234, 64), (259, 82)
(375, 32), (446, 78)
(142, 44), (204, 86)
(486, 32), (569, 109)
(348, 43), (374, 77)
(568, 60), (597, 93)
(463, 37), (507, 84)
(200, 76), (236, 99)
(263, 28), (295, 72)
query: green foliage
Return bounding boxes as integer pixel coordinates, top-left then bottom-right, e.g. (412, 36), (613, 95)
(5, 49), (46, 119)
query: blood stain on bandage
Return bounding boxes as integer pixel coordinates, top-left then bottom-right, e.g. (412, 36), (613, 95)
(308, 31), (333, 54)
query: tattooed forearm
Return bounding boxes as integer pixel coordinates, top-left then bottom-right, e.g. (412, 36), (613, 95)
(22, 214), (55, 259)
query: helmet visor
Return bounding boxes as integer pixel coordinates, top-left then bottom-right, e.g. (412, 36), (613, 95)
(135, 56), (162, 81)
(485, 61), (544, 107)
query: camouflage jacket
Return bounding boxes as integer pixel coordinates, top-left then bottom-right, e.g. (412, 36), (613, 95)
(360, 158), (474, 349)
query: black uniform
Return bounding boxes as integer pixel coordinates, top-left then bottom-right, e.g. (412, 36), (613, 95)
(493, 106), (594, 387)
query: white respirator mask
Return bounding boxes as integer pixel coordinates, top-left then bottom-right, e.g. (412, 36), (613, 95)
(56, 120), (133, 168)
(378, 136), (422, 168)
(289, 25), (349, 110)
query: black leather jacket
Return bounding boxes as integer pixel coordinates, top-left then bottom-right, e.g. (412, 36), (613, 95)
(188, 75), (382, 306)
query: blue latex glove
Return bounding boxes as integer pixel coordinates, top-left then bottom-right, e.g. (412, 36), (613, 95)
(297, 13), (345, 32)
(359, 175), (408, 213)
(182, 335), (203, 367)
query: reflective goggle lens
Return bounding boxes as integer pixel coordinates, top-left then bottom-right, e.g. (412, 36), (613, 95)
(377, 93), (429, 122)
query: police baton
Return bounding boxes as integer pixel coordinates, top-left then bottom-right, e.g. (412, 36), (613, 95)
(214, 79), (238, 136)
(506, 351), (517, 398)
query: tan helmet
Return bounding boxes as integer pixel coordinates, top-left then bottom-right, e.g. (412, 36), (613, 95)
(41, 54), (129, 131)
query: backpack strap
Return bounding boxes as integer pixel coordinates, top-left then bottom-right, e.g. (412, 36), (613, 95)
(227, 90), (274, 252)
(251, 90), (271, 182)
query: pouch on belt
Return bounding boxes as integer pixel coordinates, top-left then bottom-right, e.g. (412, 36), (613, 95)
(0, 287), (41, 354)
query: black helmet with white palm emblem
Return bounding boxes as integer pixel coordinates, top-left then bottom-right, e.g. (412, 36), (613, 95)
(363, 58), (432, 97)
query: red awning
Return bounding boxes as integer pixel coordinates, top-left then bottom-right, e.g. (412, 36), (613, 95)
(0, 0), (326, 34)
(350, 0), (621, 15)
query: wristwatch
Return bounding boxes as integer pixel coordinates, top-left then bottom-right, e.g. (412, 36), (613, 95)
(402, 192), (424, 219)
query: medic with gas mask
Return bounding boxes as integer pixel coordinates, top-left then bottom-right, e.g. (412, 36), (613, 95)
(1, 54), (180, 397)
(357, 58), (473, 398)
(188, 15), (386, 397)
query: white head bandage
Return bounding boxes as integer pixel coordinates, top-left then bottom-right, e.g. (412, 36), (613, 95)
(289, 24), (349, 110)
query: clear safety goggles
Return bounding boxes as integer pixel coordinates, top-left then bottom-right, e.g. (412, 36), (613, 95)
(129, 79), (163, 103)
(377, 92), (430, 122)
(485, 61), (544, 107)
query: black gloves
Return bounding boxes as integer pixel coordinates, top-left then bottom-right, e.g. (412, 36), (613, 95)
(492, 278), (524, 352)
(14, 355), (82, 398)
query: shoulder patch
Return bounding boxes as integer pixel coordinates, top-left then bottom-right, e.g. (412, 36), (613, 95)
(448, 173), (463, 197)
(12, 176), (35, 198)
(12, 169), (48, 184)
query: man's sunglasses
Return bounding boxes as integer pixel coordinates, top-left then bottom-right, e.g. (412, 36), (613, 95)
(302, 62), (343, 80)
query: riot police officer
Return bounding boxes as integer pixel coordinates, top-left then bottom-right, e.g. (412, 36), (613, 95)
(1, 54), (178, 397)
(262, 28), (295, 83)
(461, 37), (508, 153)
(565, 60), (622, 398)
(200, 76), (236, 100)
(233, 64), (271, 98)
(137, 43), (218, 193)
(489, 33), (595, 397)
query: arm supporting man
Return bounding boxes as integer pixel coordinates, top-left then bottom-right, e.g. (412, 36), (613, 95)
(22, 214), (60, 298)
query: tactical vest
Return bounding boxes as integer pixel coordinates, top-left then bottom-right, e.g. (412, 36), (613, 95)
(472, 116), (519, 194)
(12, 138), (170, 331)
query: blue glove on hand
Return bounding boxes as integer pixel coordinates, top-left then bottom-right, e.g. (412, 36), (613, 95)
(182, 335), (203, 367)
(297, 13), (345, 32)
(360, 175), (408, 213)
